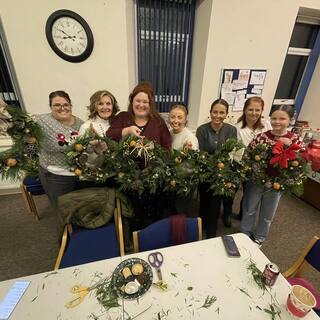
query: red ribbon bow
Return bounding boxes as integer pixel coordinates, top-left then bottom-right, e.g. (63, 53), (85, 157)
(270, 141), (301, 168)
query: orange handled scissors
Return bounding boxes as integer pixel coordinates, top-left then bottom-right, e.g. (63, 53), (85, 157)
(65, 285), (90, 308)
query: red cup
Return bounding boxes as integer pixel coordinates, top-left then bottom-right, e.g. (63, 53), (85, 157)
(287, 285), (316, 318)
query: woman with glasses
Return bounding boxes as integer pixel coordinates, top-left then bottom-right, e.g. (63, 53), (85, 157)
(79, 90), (120, 137)
(36, 90), (83, 210)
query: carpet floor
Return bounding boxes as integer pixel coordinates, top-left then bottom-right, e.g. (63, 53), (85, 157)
(0, 191), (319, 289)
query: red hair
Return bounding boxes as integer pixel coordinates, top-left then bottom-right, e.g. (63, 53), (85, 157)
(127, 82), (161, 120)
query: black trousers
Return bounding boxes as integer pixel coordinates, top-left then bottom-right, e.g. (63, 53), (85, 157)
(199, 183), (233, 238)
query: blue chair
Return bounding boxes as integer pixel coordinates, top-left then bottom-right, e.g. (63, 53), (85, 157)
(132, 216), (202, 253)
(54, 198), (125, 269)
(20, 176), (45, 220)
(283, 236), (320, 315)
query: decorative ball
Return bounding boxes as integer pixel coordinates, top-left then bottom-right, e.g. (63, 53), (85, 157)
(25, 144), (38, 157)
(254, 155), (261, 161)
(74, 168), (82, 176)
(26, 137), (37, 144)
(291, 160), (299, 167)
(118, 172), (125, 178)
(217, 162), (225, 169)
(272, 182), (281, 190)
(175, 157), (182, 164)
(170, 180), (176, 187)
(6, 158), (17, 167)
(129, 140), (137, 147)
(225, 182), (232, 188)
(74, 143), (84, 152)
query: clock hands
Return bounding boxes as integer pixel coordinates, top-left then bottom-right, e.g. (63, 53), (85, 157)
(56, 28), (76, 41)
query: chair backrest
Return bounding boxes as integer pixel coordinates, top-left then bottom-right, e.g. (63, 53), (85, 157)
(23, 176), (45, 195)
(283, 236), (320, 278)
(54, 197), (125, 269)
(133, 216), (202, 253)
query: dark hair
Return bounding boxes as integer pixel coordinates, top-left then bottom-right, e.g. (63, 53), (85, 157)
(128, 81), (161, 120)
(87, 90), (120, 120)
(237, 96), (264, 130)
(210, 98), (229, 113)
(49, 90), (71, 106)
(169, 104), (188, 117)
(270, 105), (295, 118)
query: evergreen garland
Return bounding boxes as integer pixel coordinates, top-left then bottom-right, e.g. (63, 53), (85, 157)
(0, 105), (43, 180)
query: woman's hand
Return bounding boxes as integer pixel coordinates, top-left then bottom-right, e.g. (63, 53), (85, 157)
(122, 126), (143, 138)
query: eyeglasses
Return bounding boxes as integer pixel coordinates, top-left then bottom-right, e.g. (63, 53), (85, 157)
(51, 103), (71, 110)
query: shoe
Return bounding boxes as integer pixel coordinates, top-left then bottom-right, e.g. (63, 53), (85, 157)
(250, 235), (263, 248)
(222, 215), (232, 228)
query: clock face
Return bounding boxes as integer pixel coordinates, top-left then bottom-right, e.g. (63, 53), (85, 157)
(46, 10), (94, 63)
(52, 17), (88, 57)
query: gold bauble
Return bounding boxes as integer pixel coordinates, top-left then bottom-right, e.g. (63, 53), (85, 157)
(74, 168), (82, 176)
(6, 158), (17, 167)
(254, 155), (261, 161)
(217, 162), (225, 169)
(74, 144), (84, 152)
(272, 182), (281, 190)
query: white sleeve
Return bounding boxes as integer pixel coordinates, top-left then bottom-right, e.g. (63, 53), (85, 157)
(78, 121), (91, 136)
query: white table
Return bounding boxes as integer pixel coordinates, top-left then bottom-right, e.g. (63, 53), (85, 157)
(0, 233), (318, 319)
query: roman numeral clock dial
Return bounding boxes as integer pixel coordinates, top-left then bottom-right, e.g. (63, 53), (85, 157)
(45, 10), (94, 63)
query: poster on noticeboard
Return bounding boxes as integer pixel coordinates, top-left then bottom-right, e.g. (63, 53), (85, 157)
(219, 69), (267, 112)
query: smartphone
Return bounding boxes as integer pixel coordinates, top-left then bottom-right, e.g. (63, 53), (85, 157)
(222, 235), (241, 257)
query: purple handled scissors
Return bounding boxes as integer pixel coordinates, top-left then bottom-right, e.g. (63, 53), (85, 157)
(148, 251), (164, 281)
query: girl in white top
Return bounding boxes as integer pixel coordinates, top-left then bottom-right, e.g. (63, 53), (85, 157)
(169, 104), (199, 150)
(79, 90), (120, 137)
(235, 96), (272, 146)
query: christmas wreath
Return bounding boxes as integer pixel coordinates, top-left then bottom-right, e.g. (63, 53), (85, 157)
(65, 131), (118, 183)
(200, 139), (248, 197)
(163, 144), (206, 196)
(244, 141), (309, 196)
(113, 136), (167, 196)
(0, 105), (43, 180)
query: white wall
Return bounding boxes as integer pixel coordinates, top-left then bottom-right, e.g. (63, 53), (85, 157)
(0, 0), (136, 120)
(188, 0), (320, 128)
(0, 0), (319, 127)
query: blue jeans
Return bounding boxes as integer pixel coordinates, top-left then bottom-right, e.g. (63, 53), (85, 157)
(240, 182), (282, 242)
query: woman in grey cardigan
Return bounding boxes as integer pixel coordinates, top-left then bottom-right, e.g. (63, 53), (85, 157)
(36, 90), (83, 210)
(196, 98), (237, 238)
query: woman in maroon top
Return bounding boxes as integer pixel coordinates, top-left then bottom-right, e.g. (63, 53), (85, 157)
(107, 82), (171, 149)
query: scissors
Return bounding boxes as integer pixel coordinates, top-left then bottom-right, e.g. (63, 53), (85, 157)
(148, 251), (164, 281)
(65, 285), (90, 308)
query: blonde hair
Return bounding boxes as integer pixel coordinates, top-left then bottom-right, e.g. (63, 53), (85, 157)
(169, 104), (188, 117)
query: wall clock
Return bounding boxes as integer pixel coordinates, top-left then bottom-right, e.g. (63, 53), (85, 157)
(45, 9), (94, 63)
